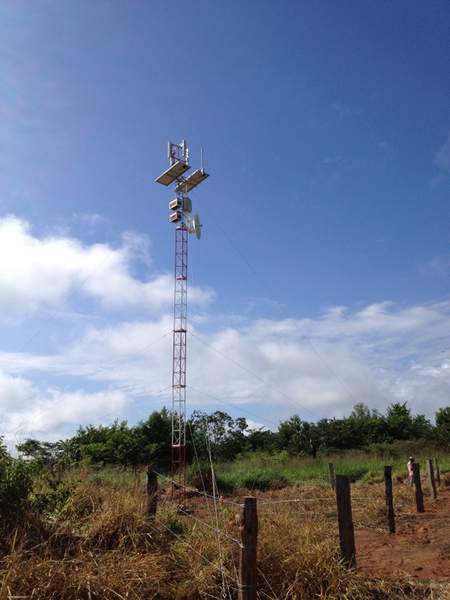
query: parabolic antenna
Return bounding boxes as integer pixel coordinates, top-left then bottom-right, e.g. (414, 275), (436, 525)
(193, 214), (202, 240)
(186, 213), (202, 240)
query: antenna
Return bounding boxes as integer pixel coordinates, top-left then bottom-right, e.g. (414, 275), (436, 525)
(185, 213), (202, 239)
(193, 214), (202, 240)
(154, 141), (209, 497)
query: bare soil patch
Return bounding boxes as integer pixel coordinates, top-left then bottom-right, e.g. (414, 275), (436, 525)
(357, 488), (450, 582)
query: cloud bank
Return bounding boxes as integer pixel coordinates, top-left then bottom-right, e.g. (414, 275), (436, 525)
(1, 300), (449, 445)
(0, 215), (449, 446)
(0, 369), (128, 448)
(0, 215), (213, 315)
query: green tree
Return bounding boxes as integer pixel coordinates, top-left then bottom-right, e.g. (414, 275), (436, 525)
(315, 417), (360, 450)
(436, 407), (450, 444)
(68, 421), (135, 465)
(385, 402), (414, 440)
(189, 411), (248, 461)
(0, 437), (8, 462)
(348, 403), (388, 446)
(62, 409), (173, 468)
(0, 441), (33, 517)
(135, 408), (172, 468)
(278, 416), (319, 456)
(350, 403), (372, 421)
(246, 428), (277, 453)
(17, 439), (63, 466)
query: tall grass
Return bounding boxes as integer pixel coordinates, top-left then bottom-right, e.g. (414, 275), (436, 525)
(0, 471), (437, 599)
(199, 449), (450, 492)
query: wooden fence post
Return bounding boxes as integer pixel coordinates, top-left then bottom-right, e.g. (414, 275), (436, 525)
(427, 459), (437, 500)
(147, 466), (158, 518)
(412, 462), (424, 513)
(384, 466), (395, 534)
(239, 496), (258, 600)
(435, 457), (441, 488)
(328, 463), (335, 490)
(335, 475), (356, 568)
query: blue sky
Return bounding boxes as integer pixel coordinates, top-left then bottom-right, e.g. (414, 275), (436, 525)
(0, 1), (449, 446)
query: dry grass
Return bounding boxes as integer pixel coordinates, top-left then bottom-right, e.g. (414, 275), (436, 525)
(0, 475), (442, 600)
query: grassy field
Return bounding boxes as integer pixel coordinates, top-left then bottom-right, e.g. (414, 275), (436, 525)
(2, 450), (450, 599)
(0, 465), (442, 600)
(83, 448), (450, 492)
(196, 450), (450, 491)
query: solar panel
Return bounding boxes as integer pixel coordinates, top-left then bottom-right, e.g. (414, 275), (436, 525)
(155, 161), (190, 186)
(175, 169), (209, 193)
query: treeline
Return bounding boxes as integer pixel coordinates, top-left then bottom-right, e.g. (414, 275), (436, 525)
(12, 402), (450, 470)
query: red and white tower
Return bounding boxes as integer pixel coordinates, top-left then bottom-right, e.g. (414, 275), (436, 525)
(155, 140), (209, 490)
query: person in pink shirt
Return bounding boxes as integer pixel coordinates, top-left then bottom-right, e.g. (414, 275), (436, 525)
(407, 456), (415, 486)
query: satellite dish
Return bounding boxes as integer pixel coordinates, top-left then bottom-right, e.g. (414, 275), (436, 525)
(185, 214), (202, 239)
(193, 214), (202, 239)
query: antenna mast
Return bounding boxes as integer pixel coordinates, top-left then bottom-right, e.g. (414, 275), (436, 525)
(155, 140), (209, 493)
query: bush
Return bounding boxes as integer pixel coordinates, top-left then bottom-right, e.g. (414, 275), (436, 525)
(240, 471), (289, 491)
(187, 463), (235, 493)
(30, 480), (75, 516)
(360, 470), (384, 484)
(367, 439), (443, 460)
(0, 458), (33, 516)
(339, 466), (368, 482)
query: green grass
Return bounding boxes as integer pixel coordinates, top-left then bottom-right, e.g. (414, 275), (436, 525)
(202, 449), (450, 492)
(65, 448), (450, 494)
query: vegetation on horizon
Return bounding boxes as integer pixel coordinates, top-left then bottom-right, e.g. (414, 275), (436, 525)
(10, 401), (450, 473)
(1, 400), (449, 516)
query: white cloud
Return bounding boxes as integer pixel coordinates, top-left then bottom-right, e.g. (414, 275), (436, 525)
(72, 212), (109, 228)
(0, 369), (128, 449)
(245, 419), (266, 431)
(249, 300), (447, 341)
(0, 370), (35, 410)
(0, 215), (213, 316)
(1, 300), (449, 439)
(187, 327), (388, 419)
(0, 214), (448, 441)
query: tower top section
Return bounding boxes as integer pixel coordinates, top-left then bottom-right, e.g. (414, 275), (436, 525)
(154, 140), (208, 191)
(154, 140), (209, 234)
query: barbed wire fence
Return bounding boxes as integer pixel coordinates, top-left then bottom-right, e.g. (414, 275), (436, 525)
(146, 455), (444, 600)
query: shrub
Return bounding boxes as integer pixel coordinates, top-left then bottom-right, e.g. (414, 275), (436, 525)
(187, 463), (235, 493)
(30, 480), (75, 516)
(240, 470), (289, 491)
(340, 466), (368, 482)
(360, 470), (384, 484)
(0, 458), (33, 516)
